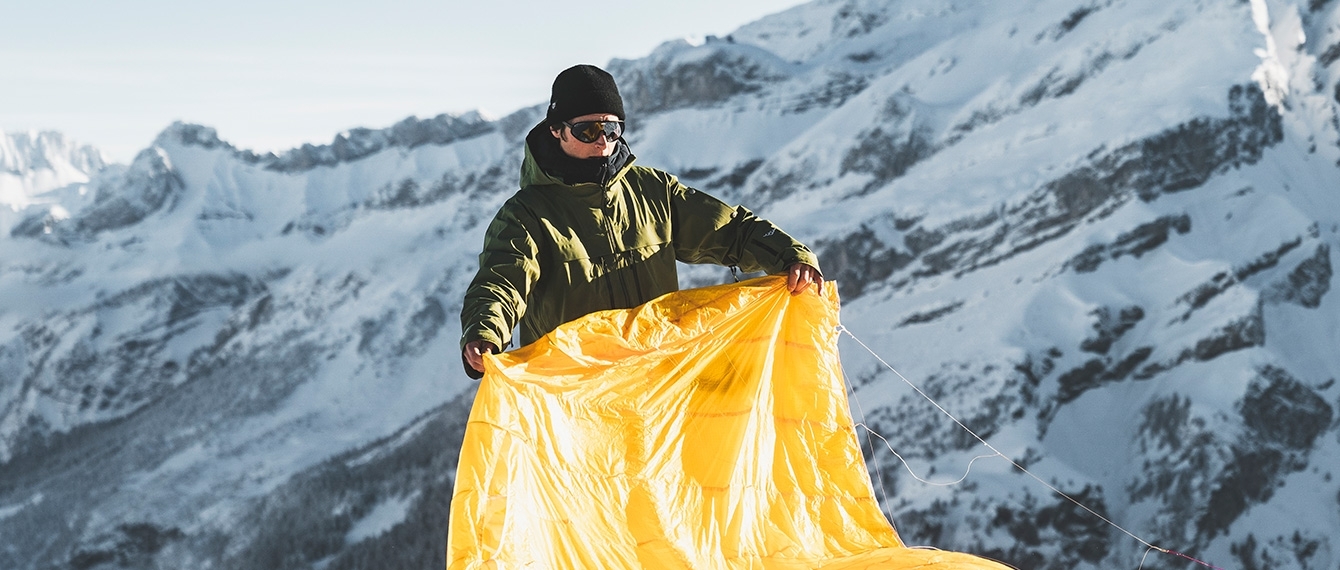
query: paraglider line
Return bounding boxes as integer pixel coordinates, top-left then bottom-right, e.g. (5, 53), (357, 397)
(842, 352), (894, 510)
(853, 424), (1002, 487)
(835, 325), (1225, 570)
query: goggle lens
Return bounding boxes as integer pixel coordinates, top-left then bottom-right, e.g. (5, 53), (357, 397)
(564, 120), (624, 143)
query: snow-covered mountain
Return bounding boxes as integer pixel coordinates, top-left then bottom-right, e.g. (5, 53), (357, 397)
(2, 0), (1339, 568)
(1, 131), (108, 216)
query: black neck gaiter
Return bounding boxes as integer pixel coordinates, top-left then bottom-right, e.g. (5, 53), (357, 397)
(527, 124), (632, 187)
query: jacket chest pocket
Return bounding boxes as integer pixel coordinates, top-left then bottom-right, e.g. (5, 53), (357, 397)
(542, 208), (615, 261)
(545, 229), (603, 284)
(548, 237), (669, 284)
(550, 232), (595, 262)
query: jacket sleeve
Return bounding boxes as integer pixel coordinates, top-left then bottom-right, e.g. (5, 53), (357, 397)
(667, 175), (821, 276)
(459, 201), (541, 377)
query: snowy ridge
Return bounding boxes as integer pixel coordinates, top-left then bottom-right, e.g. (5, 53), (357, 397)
(151, 112), (505, 174)
(0, 131), (107, 212)
(1, 0), (1339, 568)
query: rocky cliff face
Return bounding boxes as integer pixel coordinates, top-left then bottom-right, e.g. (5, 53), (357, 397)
(2, 0), (1339, 569)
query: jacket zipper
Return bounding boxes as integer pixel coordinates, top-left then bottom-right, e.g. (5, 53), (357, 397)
(602, 185), (620, 307)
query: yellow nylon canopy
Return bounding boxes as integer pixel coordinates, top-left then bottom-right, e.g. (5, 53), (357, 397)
(448, 276), (1012, 569)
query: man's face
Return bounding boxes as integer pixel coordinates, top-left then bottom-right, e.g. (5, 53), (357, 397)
(551, 113), (621, 159)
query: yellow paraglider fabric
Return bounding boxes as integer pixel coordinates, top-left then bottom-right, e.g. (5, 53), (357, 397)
(448, 275), (1012, 569)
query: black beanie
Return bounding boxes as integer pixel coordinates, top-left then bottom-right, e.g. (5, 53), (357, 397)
(546, 64), (625, 125)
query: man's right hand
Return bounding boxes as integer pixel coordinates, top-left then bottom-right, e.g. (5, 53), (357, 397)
(463, 340), (498, 375)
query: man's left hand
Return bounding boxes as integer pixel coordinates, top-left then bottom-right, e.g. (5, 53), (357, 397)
(786, 263), (824, 295)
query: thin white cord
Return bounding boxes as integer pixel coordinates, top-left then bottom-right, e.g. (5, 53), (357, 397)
(854, 422), (1002, 487)
(843, 360), (894, 510)
(835, 324), (1224, 569)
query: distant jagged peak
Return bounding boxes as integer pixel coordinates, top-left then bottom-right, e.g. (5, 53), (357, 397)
(267, 111), (496, 172)
(496, 104), (547, 140)
(635, 33), (797, 67)
(151, 112), (501, 174)
(1, 130), (108, 209)
(608, 35), (799, 116)
(10, 145), (183, 243)
(638, 35), (763, 59)
(1, 130), (108, 176)
(153, 122), (240, 153)
(727, 0), (911, 63)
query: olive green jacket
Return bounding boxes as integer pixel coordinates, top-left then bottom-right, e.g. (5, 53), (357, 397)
(460, 137), (819, 375)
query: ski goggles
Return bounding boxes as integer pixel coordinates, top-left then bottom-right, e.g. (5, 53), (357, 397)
(563, 120), (624, 143)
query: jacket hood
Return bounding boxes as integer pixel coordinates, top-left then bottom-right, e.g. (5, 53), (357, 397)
(521, 121), (635, 190)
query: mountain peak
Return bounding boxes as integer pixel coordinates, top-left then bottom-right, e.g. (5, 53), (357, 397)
(151, 114), (500, 174)
(0, 131), (108, 208)
(1, 131), (106, 175)
(153, 122), (235, 153)
(279, 112), (497, 170)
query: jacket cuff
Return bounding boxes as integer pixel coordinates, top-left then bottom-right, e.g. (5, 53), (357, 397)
(787, 249), (822, 276)
(460, 330), (504, 380)
(461, 351), (485, 380)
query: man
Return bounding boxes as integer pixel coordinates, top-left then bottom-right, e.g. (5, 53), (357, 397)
(460, 64), (822, 378)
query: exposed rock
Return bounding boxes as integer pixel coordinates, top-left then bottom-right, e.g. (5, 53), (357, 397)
(1069, 215), (1190, 273)
(968, 487), (1113, 570)
(1036, 5), (1100, 42)
(1186, 309), (1266, 362)
(1198, 446), (1290, 540)
(1174, 237), (1303, 322)
(364, 171), (469, 211)
(1079, 305), (1145, 354)
(266, 114), (495, 172)
(1054, 346), (1153, 404)
(1134, 84), (1283, 198)
(153, 116), (498, 175)
(831, 0), (888, 39)
(1265, 244), (1332, 308)
(897, 300), (965, 327)
(840, 125), (936, 194)
(1129, 394), (1226, 544)
(1132, 303), (1265, 383)
(786, 71), (870, 113)
(856, 84), (1283, 289)
(1197, 366), (1330, 540)
(1231, 532), (1328, 570)
(610, 41), (794, 115)
(11, 148), (184, 243)
(1241, 365), (1333, 451)
(219, 397), (472, 570)
(0, 272), (270, 460)
(69, 523), (185, 570)
(814, 224), (915, 299)
(703, 159), (765, 192)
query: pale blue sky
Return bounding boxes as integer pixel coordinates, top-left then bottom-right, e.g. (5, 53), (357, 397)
(1, 0), (807, 162)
